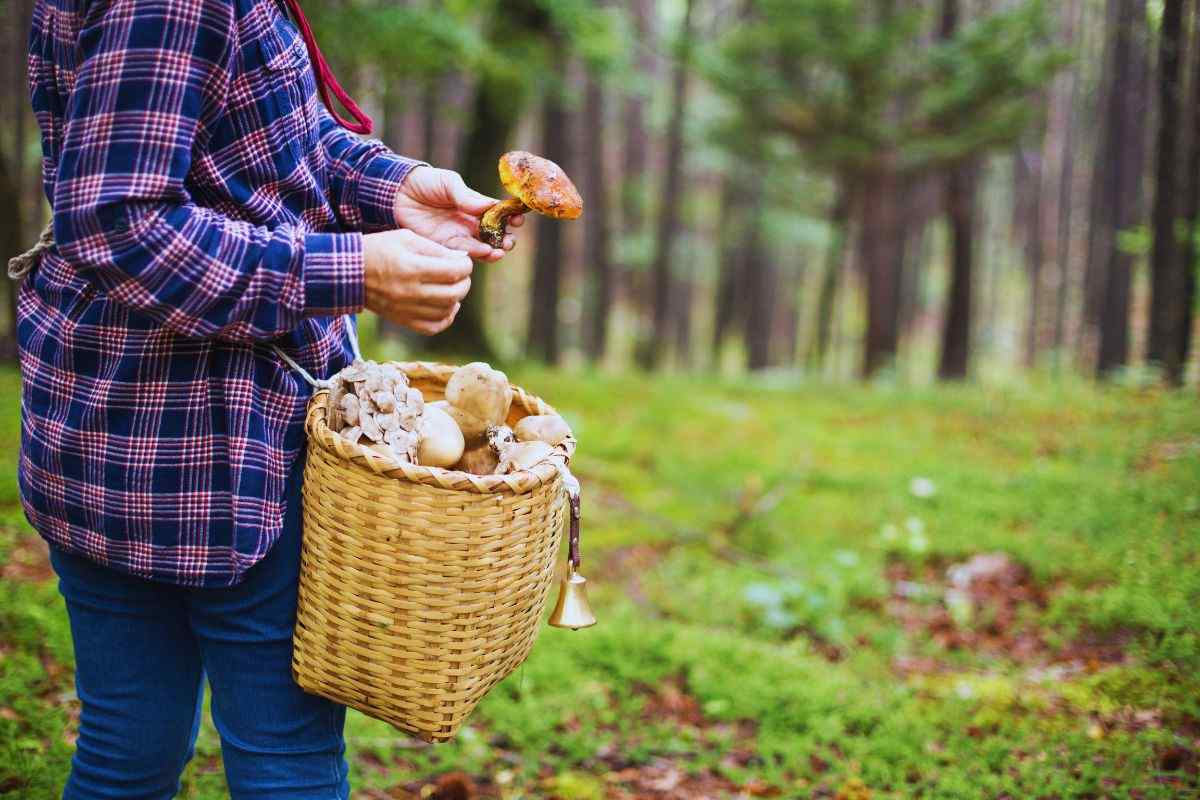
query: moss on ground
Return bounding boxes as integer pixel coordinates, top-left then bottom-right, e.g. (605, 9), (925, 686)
(1, 366), (1196, 798)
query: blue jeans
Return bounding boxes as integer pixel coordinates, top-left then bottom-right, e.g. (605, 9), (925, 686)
(48, 457), (350, 799)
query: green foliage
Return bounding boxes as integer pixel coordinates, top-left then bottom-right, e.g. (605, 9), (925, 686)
(306, 0), (623, 94)
(1, 365), (1197, 797)
(709, 0), (1069, 173)
(305, 1), (486, 81)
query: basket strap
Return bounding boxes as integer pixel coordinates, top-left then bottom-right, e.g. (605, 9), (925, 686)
(567, 491), (581, 570)
(556, 465), (582, 570)
(269, 314), (361, 390)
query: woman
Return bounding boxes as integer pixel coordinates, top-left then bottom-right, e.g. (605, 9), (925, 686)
(18, 0), (520, 795)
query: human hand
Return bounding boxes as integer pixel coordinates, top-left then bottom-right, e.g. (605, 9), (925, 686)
(361, 229), (473, 335)
(393, 166), (524, 262)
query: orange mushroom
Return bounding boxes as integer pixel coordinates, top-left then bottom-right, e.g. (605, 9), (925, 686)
(479, 151), (583, 248)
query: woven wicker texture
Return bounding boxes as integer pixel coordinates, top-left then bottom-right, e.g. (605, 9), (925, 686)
(293, 362), (572, 742)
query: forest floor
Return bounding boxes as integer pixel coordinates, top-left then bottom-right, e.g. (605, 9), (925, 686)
(0, 365), (1197, 799)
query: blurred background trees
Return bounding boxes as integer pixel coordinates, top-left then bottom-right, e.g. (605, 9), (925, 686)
(2, 0), (1199, 385)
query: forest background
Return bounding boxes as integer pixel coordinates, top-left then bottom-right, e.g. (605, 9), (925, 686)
(1, 1), (1198, 798)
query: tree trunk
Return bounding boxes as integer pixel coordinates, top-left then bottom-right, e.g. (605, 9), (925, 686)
(809, 182), (850, 370)
(742, 191), (773, 370)
(1019, 144), (1045, 367)
(424, 5), (548, 357)
(672, 274), (694, 367)
(2, 0), (32, 359)
(380, 80), (405, 154)
(1053, 64), (1079, 356)
(1097, 0), (1150, 377)
(619, 0), (655, 306)
(859, 163), (905, 378)
(1177, 0), (1200, 375)
(1082, 0), (1120, 347)
(779, 283), (800, 366)
(646, 0), (695, 369)
(621, 0), (654, 232)
(582, 69), (613, 361)
(897, 175), (934, 339)
(1051, 0), (1081, 359)
(421, 79), (440, 164)
(0, 154), (23, 360)
(1145, 0), (1187, 383)
(938, 161), (978, 380)
(712, 175), (747, 355)
(934, 0), (976, 381)
(526, 88), (569, 364)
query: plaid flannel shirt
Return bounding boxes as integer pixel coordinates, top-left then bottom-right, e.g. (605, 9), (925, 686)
(19, 0), (421, 586)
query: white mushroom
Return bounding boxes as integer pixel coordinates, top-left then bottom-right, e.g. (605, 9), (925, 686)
(359, 411), (382, 442)
(443, 363), (512, 442)
(398, 389), (424, 430)
(384, 428), (420, 462)
(513, 414), (571, 446)
(494, 441), (555, 474)
(454, 443), (499, 475)
(339, 393), (360, 426)
(415, 404), (465, 468)
(339, 362), (367, 382)
(366, 442), (402, 464)
(372, 390), (395, 414)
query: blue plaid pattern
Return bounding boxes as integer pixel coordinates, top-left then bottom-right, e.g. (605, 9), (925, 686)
(19, 0), (422, 586)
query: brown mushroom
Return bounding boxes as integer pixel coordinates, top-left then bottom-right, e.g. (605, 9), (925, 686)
(478, 151), (583, 248)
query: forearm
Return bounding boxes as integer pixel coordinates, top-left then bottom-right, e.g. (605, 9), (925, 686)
(53, 198), (363, 343)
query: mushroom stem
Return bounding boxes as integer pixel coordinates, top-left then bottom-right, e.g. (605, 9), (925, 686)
(479, 196), (529, 247)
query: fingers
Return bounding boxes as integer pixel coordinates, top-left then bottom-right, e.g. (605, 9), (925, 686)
(449, 172), (498, 216)
(408, 302), (461, 336)
(364, 226), (475, 333)
(507, 214), (525, 228)
(417, 276), (472, 304)
(378, 275), (467, 324)
(394, 302), (458, 322)
(443, 229), (516, 262)
(397, 228), (466, 259)
(449, 235), (498, 261)
(396, 228), (488, 275)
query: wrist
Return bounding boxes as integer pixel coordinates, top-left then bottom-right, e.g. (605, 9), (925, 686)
(361, 232), (383, 299)
(302, 232), (366, 316)
(392, 164), (428, 224)
(354, 155), (425, 231)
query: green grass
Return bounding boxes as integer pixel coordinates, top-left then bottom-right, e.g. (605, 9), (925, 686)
(1, 364), (1197, 798)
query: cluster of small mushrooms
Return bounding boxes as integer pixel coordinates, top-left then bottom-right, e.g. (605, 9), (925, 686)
(327, 361), (572, 476)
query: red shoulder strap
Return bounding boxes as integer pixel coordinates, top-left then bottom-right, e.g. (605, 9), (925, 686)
(280, 0), (374, 135)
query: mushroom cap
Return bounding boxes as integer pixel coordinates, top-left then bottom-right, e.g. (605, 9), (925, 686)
(497, 151), (583, 220)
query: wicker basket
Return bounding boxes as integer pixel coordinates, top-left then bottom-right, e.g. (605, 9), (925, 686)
(292, 361), (574, 742)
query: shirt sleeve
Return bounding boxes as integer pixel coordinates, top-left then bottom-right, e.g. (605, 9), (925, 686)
(52, 0), (363, 344)
(318, 108), (427, 232)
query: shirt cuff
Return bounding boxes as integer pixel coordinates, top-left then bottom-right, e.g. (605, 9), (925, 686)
(302, 232), (365, 316)
(355, 154), (427, 231)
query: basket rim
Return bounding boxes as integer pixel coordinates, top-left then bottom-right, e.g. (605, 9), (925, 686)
(304, 360), (575, 496)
